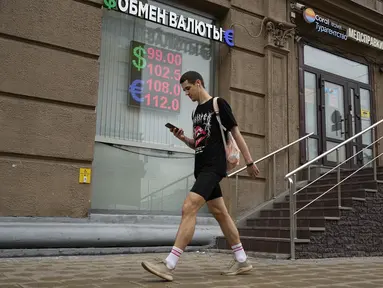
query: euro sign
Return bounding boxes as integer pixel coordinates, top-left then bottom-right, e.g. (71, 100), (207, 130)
(129, 80), (144, 103)
(132, 46), (147, 71)
(224, 29), (234, 47)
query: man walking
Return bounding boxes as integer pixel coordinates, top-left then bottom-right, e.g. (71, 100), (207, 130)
(141, 71), (260, 281)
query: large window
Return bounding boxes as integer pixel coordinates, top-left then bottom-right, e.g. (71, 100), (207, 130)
(304, 45), (369, 85)
(92, 1), (216, 214)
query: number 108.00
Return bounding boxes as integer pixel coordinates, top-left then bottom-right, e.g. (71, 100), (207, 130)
(146, 79), (181, 96)
(144, 94), (180, 111)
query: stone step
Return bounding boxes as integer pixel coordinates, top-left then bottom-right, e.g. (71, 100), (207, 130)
(216, 236), (310, 254)
(285, 189), (368, 201)
(317, 167), (383, 180)
(315, 173), (383, 185)
(303, 180), (377, 193)
(274, 197), (365, 209)
(260, 207), (345, 218)
(238, 227), (325, 239)
(247, 216), (340, 228)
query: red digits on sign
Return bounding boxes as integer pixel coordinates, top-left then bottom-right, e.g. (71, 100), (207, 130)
(160, 97), (168, 109)
(162, 82), (169, 94)
(163, 67), (170, 79)
(147, 48), (154, 60)
(173, 84), (181, 97)
(147, 64), (171, 80)
(154, 80), (162, 92)
(153, 95), (159, 107)
(175, 54), (182, 66)
(172, 99), (179, 111)
(156, 49), (163, 61)
(147, 79), (153, 90)
(155, 65), (162, 77)
(145, 93), (151, 105)
(167, 53), (174, 65)
(174, 69), (181, 81)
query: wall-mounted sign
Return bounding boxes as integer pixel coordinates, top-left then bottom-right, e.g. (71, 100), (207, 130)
(347, 28), (383, 51)
(302, 7), (383, 51)
(103, 0), (234, 47)
(361, 109), (371, 119)
(79, 168), (91, 184)
(128, 41), (182, 113)
(303, 8), (347, 40)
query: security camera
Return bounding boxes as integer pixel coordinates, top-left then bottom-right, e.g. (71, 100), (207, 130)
(290, 2), (306, 11)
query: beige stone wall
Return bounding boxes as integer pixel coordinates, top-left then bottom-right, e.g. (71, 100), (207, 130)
(218, 0), (298, 219)
(0, 0), (102, 217)
(351, 0), (383, 14)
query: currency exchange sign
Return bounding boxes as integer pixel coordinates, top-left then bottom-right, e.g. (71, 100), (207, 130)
(128, 41), (183, 113)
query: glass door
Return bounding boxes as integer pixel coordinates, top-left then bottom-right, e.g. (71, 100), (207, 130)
(321, 77), (349, 167)
(348, 82), (361, 168)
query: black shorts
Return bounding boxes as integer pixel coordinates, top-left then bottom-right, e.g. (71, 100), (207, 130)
(191, 171), (223, 201)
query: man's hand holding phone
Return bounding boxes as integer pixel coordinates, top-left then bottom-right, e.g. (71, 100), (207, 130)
(172, 128), (185, 141)
(165, 123), (185, 141)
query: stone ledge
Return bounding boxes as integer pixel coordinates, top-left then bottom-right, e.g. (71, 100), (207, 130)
(0, 215), (222, 250)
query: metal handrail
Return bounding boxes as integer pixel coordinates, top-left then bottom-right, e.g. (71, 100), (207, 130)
(228, 133), (314, 178)
(141, 172), (193, 202)
(226, 132), (314, 221)
(293, 135), (383, 197)
(286, 119), (383, 260)
(294, 136), (383, 215)
(285, 119), (383, 180)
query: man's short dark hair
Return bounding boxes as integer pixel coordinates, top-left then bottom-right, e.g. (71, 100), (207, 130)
(180, 71), (205, 88)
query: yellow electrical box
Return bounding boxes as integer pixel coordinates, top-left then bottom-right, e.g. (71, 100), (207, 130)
(79, 168), (92, 184)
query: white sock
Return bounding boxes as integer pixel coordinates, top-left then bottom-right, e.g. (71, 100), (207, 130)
(165, 246), (183, 269)
(232, 243), (247, 263)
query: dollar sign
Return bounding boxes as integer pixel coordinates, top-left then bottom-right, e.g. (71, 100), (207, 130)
(133, 46), (147, 71)
(104, 0), (117, 10)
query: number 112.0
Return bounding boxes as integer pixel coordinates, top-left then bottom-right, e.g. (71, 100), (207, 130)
(144, 94), (180, 111)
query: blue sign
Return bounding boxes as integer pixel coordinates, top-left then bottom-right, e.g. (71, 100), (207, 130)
(224, 30), (235, 47)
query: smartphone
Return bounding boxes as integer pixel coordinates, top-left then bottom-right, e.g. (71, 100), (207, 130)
(165, 123), (178, 131)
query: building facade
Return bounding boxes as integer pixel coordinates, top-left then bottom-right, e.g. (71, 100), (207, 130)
(1, 0), (382, 224)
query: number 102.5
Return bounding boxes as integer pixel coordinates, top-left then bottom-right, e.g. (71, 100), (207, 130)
(147, 64), (181, 81)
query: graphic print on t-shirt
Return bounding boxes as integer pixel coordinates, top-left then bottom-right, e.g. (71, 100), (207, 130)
(193, 112), (214, 154)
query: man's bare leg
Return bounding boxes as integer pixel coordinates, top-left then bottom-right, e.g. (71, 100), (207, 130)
(141, 192), (206, 281)
(173, 192), (206, 250)
(207, 197), (253, 275)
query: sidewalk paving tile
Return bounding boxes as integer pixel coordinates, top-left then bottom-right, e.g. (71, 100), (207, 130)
(0, 252), (382, 287)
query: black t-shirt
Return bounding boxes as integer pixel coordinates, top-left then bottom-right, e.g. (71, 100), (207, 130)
(192, 97), (237, 177)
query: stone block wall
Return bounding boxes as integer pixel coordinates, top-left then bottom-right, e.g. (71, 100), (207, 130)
(296, 183), (383, 258)
(0, 0), (102, 217)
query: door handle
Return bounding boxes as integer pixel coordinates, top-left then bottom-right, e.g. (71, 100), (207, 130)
(342, 117), (348, 136)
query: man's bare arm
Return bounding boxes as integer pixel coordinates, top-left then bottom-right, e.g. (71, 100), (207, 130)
(183, 136), (195, 150)
(231, 126), (260, 178)
(230, 126), (253, 164)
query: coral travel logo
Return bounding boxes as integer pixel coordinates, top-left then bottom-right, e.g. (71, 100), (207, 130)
(302, 7), (347, 40)
(303, 8), (316, 23)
